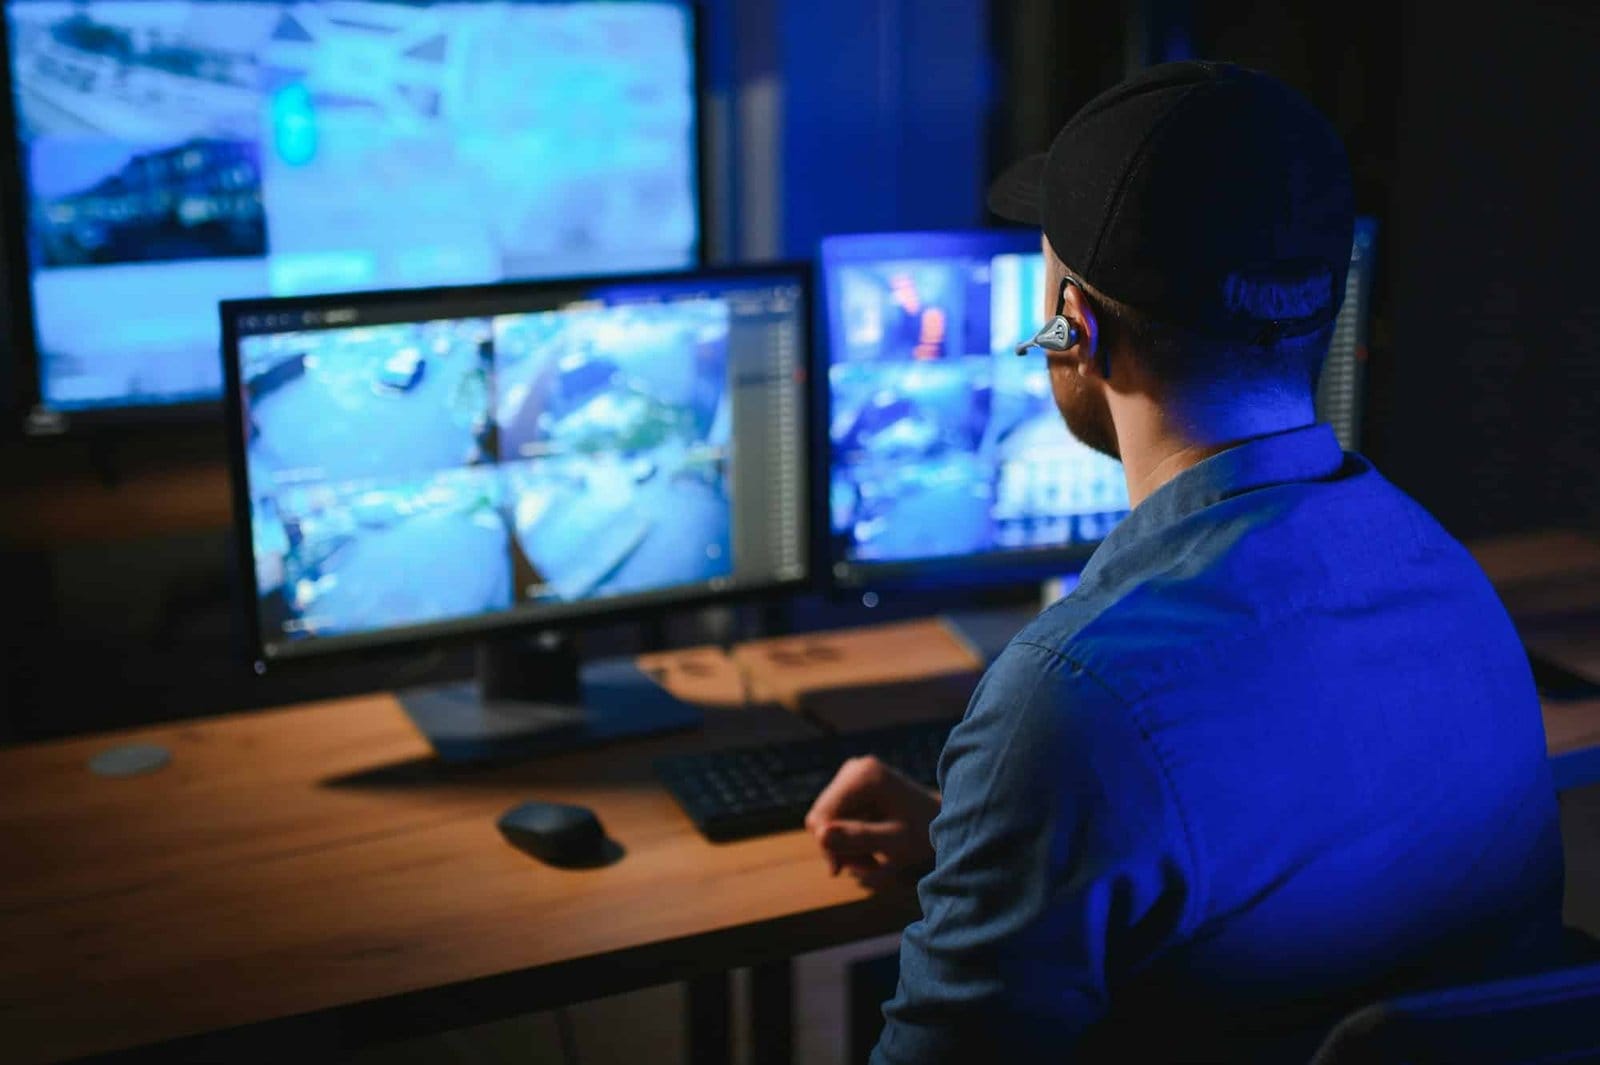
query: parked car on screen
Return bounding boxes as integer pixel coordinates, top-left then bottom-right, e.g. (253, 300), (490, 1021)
(374, 347), (426, 392)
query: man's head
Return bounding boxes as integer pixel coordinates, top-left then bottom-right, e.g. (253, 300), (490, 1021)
(993, 62), (1354, 458)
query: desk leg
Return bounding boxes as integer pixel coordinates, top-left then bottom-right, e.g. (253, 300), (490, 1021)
(688, 973), (732, 1065)
(750, 959), (793, 1065)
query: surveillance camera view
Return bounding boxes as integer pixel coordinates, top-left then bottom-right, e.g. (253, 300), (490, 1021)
(8, 0), (699, 411)
(251, 467), (512, 641)
(495, 302), (733, 603)
(829, 248), (1129, 564)
(242, 295), (736, 644)
(241, 317), (494, 486)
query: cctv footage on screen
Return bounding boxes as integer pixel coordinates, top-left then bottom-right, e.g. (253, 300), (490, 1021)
(7, 0), (698, 411)
(828, 249), (1130, 566)
(237, 280), (808, 653)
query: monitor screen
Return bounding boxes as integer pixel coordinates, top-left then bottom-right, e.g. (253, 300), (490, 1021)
(821, 224), (1377, 589)
(1317, 216), (1377, 451)
(223, 267), (808, 662)
(7, 0), (700, 418)
(821, 230), (1131, 587)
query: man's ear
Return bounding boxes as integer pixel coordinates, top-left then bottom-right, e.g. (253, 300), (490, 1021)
(1059, 280), (1105, 379)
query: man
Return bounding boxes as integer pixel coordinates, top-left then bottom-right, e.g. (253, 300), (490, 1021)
(805, 61), (1565, 1062)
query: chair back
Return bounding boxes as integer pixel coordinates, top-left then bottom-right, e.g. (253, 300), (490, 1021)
(1308, 960), (1600, 1065)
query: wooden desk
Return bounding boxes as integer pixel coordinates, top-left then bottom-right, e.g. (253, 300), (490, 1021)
(1469, 529), (1600, 592)
(1544, 698), (1600, 791)
(1465, 530), (1600, 786)
(731, 618), (983, 721)
(1471, 529), (1600, 684)
(9, 536), (1600, 1062)
(0, 655), (916, 1064)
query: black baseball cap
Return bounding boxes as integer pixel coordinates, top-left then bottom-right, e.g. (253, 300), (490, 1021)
(989, 61), (1354, 344)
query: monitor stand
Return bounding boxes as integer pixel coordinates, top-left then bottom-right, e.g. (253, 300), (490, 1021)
(397, 633), (703, 764)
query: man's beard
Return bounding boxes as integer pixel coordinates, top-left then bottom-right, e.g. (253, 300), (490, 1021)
(1051, 363), (1120, 460)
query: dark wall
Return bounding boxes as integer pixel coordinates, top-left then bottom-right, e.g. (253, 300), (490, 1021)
(1380, 1), (1600, 537)
(1190, 0), (1598, 539)
(988, 0), (1131, 174)
(0, 528), (477, 741)
(777, 0), (991, 253)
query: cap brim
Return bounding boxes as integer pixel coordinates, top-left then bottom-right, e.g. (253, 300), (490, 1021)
(986, 153), (1047, 224)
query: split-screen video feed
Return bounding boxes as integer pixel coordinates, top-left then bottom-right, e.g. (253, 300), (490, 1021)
(241, 318), (494, 486)
(251, 467), (512, 642)
(244, 295), (734, 645)
(494, 301), (733, 604)
(830, 251), (1129, 564)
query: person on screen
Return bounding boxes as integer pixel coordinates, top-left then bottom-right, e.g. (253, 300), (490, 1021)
(882, 271), (951, 361)
(805, 61), (1565, 1062)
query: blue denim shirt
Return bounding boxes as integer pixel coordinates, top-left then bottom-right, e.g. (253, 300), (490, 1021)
(874, 424), (1565, 1064)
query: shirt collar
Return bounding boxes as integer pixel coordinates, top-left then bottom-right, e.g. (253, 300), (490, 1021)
(1082, 422), (1346, 581)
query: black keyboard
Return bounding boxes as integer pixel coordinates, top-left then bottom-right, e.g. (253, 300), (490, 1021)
(655, 718), (955, 842)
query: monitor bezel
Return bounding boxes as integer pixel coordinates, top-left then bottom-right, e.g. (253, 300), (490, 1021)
(220, 260), (814, 671)
(813, 227), (1118, 593)
(3, 0), (710, 436)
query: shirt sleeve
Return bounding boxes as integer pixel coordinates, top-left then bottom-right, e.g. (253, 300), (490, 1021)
(871, 640), (1200, 1065)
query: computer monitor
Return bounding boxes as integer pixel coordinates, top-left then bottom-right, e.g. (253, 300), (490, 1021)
(819, 229), (1131, 591)
(1319, 216), (1378, 451)
(6, 0), (703, 430)
(221, 265), (810, 760)
(819, 223), (1376, 591)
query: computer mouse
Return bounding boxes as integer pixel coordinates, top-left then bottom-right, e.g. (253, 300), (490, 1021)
(497, 800), (617, 868)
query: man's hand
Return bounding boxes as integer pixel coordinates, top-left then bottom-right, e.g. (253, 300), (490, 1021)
(804, 756), (941, 889)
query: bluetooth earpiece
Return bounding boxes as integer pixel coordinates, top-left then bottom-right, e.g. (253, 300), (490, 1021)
(1014, 315), (1081, 355)
(1014, 277), (1084, 356)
